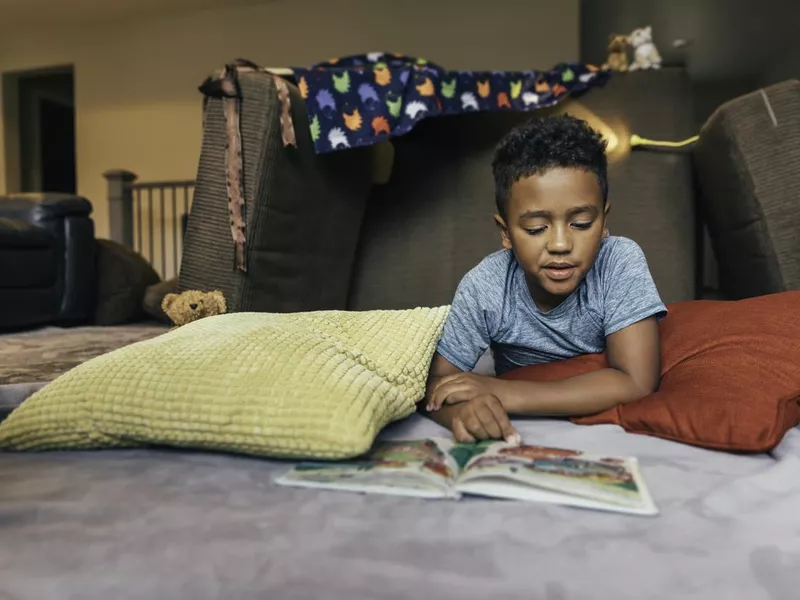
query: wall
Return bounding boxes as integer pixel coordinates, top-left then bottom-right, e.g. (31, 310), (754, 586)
(0, 0), (579, 239)
(758, 36), (800, 88)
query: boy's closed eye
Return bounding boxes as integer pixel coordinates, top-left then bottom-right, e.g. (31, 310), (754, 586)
(524, 221), (595, 235)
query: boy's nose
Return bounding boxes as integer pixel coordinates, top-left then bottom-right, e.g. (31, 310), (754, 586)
(547, 229), (572, 253)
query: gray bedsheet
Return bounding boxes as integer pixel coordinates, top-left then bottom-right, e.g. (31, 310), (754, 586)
(1, 416), (799, 600)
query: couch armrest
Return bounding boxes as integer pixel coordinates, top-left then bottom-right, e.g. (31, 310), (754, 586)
(0, 193), (93, 227)
(34, 194), (93, 219)
(0, 193), (96, 325)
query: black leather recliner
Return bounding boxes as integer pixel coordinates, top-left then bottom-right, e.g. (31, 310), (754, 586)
(0, 193), (96, 331)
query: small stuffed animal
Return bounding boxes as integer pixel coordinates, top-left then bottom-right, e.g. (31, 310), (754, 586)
(603, 34), (630, 72)
(161, 289), (227, 328)
(628, 25), (662, 71)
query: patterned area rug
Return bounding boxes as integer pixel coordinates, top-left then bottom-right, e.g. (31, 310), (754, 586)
(0, 323), (167, 410)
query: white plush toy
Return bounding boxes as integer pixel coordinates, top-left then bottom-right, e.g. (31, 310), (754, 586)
(629, 25), (662, 70)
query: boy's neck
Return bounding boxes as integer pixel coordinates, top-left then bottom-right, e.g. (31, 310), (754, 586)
(524, 274), (567, 313)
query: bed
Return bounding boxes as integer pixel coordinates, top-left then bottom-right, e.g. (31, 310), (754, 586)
(2, 415), (798, 599)
(3, 64), (799, 600)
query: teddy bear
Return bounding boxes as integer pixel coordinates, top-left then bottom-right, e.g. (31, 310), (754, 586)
(628, 25), (662, 71)
(161, 289), (227, 329)
(603, 33), (630, 72)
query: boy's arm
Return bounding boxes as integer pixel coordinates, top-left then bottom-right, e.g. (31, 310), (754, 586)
(498, 317), (660, 416)
(428, 317), (660, 417)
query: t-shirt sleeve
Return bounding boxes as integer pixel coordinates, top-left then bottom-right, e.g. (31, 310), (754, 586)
(436, 272), (494, 372)
(601, 238), (668, 337)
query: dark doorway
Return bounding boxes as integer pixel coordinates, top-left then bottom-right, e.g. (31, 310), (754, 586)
(39, 97), (76, 193)
(15, 68), (76, 194)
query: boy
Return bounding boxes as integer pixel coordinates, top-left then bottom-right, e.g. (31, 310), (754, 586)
(422, 114), (666, 444)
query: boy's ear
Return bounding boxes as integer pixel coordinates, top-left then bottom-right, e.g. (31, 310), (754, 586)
(494, 214), (512, 250)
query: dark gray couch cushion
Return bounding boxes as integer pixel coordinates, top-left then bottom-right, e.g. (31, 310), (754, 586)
(349, 68), (697, 311)
(179, 71), (373, 313)
(693, 79), (800, 299)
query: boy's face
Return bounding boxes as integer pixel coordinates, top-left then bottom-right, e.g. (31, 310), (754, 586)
(495, 168), (609, 312)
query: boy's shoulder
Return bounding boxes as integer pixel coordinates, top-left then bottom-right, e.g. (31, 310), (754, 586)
(461, 249), (515, 286)
(474, 248), (516, 271)
(599, 234), (643, 254)
(454, 249), (516, 305)
(594, 236), (647, 271)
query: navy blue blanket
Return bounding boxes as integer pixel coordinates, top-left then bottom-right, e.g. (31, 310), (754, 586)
(290, 52), (610, 154)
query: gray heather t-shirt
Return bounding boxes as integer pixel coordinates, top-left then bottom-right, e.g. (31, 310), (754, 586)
(437, 236), (667, 376)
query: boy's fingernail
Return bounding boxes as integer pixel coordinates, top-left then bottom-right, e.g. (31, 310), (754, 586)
(507, 433), (522, 446)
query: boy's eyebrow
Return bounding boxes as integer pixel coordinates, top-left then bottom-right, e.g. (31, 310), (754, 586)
(518, 209), (551, 219)
(568, 204), (600, 217)
(518, 205), (599, 220)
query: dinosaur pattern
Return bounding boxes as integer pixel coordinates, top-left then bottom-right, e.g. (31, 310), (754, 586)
(333, 71), (350, 94)
(357, 82), (380, 109)
(343, 107), (363, 131)
(441, 78), (457, 98)
(372, 116), (391, 136)
(405, 100), (428, 119)
(291, 53), (610, 154)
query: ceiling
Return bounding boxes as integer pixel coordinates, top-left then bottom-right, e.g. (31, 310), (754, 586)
(0, 0), (273, 29)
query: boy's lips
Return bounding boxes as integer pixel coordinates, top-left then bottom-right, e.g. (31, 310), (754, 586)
(543, 263), (576, 281)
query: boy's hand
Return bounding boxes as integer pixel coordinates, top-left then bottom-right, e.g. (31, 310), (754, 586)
(426, 372), (505, 412)
(450, 395), (521, 445)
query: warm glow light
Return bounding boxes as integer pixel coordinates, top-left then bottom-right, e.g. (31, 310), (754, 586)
(556, 103), (631, 164)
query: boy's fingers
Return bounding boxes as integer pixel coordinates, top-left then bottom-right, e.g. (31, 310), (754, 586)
(484, 398), (521, 445)
(463, 414), (490, 440)
(430, 373), (463, 400)
(441, 389), (477, 406)
(452, 418), (476, 443)
(428, 382), (474, 411)
(475, 400), (504, 439)
(427, 378), (454, 409)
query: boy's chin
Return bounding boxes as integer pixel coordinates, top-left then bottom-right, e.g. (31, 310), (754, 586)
(543, 284), (578, 299)
(538, 276), (582, 299)
(529, 277), (579, 305)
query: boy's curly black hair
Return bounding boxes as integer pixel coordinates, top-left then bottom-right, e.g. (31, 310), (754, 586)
(491, 114), (608, 218)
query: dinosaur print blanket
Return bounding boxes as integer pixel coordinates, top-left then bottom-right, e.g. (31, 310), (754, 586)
(291, 52), (611, 154)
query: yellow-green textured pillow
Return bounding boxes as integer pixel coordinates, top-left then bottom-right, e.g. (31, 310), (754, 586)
(0, 307), (449, 459)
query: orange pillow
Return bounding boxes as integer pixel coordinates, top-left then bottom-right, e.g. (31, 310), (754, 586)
(500, 292), (800, 453)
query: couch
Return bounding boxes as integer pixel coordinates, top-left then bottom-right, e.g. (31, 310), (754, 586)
(0, 193), (96, 331)
(2, 68), (800, 600)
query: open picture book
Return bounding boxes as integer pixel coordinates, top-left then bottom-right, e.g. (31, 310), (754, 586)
(275, 438), (658, 516)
